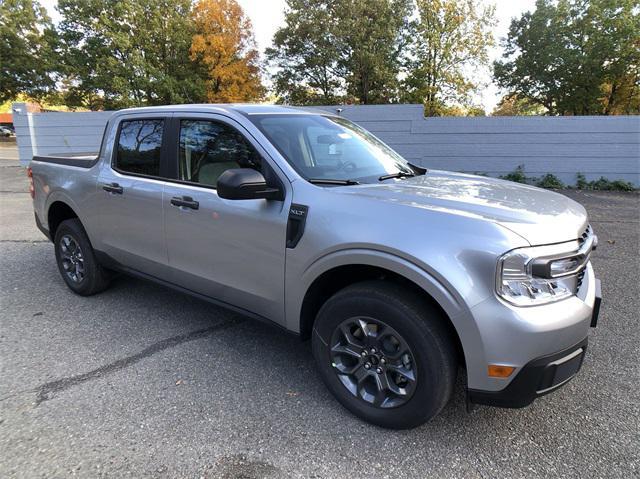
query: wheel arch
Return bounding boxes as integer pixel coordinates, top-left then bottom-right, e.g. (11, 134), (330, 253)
(47, 200), (80, 240)
(294, 250), (473, 369)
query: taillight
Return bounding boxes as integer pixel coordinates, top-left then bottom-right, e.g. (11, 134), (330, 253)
(27, 167), (35, 199)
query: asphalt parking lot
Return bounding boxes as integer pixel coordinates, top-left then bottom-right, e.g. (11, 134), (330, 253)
(1, 144), (639, 478)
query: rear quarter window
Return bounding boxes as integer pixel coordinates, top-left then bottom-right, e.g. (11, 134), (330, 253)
(115, 119), (164, 176)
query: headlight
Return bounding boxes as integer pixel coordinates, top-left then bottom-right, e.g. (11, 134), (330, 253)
(496, 230), (596, 307)
(496, 248), (574, 306)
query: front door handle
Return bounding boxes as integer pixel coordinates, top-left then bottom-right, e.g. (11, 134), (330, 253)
(102, 182), (123, 194)
(170, 196), (199, 210)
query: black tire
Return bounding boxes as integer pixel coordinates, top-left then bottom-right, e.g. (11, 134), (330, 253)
(54, 218), (111, 296)
(312, 280), (457, 429)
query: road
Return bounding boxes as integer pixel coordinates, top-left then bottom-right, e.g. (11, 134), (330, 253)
(1, 145), (638, 478)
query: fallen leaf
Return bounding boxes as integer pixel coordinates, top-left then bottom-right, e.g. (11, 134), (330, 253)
(607, 240), (615, 244)
(175, 379), (183, 386)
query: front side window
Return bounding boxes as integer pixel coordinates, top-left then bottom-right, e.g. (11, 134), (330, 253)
(249, 114), (414, 183)
(115, 119), (164, 176)
(178, 120), (262, 187)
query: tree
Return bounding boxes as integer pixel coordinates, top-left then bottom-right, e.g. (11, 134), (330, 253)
(57, 0), (206, 110)
(492, 94), (546, 116)
(402, 0), (495, 116)
(190, 0), (264, 103)
(267, 0), (345, 105)
(0, 0), (57, 103)
(267, 0), (412, 105)
(494, 0), (640, 115)
(338, 0), (413, 104)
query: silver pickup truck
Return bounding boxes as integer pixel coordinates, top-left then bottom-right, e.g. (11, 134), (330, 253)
(29, 104), (601, 429)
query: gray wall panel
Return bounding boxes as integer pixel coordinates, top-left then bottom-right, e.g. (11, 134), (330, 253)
(12, 102), (640, 186)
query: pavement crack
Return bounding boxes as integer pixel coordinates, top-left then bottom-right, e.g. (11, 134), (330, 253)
(0, 239), (49, 243)
(34, 317), (245, 405)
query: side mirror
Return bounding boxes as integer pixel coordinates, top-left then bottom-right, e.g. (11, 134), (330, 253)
(217, 168), (283, 201)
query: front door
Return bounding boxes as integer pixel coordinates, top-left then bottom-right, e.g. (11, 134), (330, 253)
(162, 115), (290, 324)
(95, 115), (170, 278)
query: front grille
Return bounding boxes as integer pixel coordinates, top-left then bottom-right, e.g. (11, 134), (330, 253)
(576, 224), (592, 291)
(578, 224), (592, 247)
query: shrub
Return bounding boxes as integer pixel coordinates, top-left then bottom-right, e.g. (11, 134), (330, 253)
(574, 173), (637, 191)
(535, 173), (565, 189)
(575, 172), (589, 190)
(496, 167), (637, 190)
(500, 165), (528, 184)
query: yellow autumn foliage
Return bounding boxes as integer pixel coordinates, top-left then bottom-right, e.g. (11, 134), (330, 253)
(190, 0), (265, 103)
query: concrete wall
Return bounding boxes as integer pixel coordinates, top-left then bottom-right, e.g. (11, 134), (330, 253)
(13, 102), (640, 185)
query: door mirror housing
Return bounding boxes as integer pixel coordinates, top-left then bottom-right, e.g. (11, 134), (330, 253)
(217, 168), (283, 201)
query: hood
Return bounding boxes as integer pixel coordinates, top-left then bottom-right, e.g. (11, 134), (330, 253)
(339, 170), (588, 245)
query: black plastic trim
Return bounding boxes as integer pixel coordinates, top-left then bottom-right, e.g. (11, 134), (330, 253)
(32, 155), (99, 168)
(34, 212), (51, 241)
(468, 337), (588, 408)
(286, 204), (308, 248)
(591, 279), (602, 327)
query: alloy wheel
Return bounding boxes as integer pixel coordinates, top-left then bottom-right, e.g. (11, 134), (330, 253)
(59, 234), (85, 283)
(329, 317), (417, 408)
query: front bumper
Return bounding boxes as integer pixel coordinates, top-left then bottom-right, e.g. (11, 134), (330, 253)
(467, 277), (602, 408)
(468, 337), (588, 408)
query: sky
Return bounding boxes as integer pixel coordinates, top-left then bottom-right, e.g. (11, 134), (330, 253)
(40, 0), (537, 112)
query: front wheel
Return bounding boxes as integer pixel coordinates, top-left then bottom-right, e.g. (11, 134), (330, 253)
(312, 281), (457, 429)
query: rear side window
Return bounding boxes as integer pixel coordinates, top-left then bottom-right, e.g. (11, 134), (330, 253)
(115, 119), (164, 176)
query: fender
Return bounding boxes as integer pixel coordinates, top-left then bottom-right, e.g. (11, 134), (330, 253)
(44, 189), (98, 245)
(286, 247), (490, 388)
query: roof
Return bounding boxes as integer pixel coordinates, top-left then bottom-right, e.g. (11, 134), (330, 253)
(114, 103), (326, 117)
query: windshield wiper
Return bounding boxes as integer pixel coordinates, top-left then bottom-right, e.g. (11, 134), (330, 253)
(308, 178), (360, 185)
(378, 172), (415, 181)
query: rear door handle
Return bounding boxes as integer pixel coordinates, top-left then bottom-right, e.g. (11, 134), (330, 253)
(102, 182), (123, 194)
(170, 196), (199, 210)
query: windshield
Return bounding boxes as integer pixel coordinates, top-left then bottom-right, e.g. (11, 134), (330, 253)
(248, 114), (415, 183)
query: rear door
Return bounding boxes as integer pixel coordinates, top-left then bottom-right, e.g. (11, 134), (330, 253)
(95, 114), (171, 278)
(162, 114), (290, 323)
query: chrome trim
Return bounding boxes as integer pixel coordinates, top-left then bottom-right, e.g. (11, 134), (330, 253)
(548, 347), (583, 367)
(535, 348), (584, 394)
(531, 231), (597, 279)
(536, 375), (575, 394)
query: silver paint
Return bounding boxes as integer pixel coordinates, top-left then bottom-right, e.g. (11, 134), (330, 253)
(30, 104), (598, 394)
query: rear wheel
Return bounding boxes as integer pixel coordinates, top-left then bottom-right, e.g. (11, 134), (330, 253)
(312, 281), (457, 429)
(54, 218), (110, 296)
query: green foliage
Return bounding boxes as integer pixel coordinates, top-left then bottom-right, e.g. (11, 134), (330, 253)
(575, 172), (589, 190)
(575, 174), (637, 191)
(56, 0), (208, 110)
(267, 0), (413, 105)
(500, 167), (636, 190)
(402, 0), (496, 116)
(492, 94), (546, 116)
(535, 173), (565, 189)
(0, 0), (57, 103)
(494, 0), (640, 115)
(266, 0), (346, 105)
(499, 165), (528, 184)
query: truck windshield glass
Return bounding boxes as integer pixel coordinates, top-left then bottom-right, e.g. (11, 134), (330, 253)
(249, 114), (414, 183)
